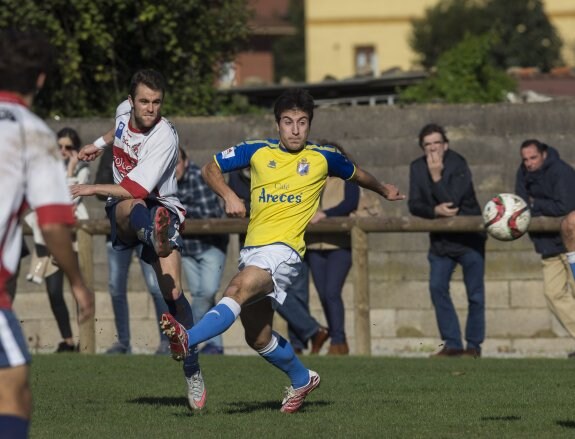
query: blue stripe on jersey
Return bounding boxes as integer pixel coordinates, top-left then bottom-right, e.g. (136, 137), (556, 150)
(215, 139), (277, 172)
(308, 144), (356, 180)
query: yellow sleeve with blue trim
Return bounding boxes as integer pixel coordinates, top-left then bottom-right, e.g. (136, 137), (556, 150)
(214, 140), (356, 257)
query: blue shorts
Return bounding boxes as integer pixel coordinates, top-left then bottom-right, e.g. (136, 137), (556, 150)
(0, 309), (31, 368)
(105, 199), (183, 264)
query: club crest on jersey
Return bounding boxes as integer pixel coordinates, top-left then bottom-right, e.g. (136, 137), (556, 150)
(222, 147), (235, 159)
(297, 158), (309, 176)
(268, 160), (276, 169)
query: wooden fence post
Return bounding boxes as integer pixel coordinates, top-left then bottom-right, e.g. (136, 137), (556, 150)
(76, 229), (95, 354)
(351, 225), (371, 355)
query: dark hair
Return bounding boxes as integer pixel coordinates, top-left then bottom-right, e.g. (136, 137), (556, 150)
(128, 69), (166, 99)
(57, 127), (82, 151)
(273, 88), (314, 124)
(418, 123), (449, 148)
(0, 29), (55, 95)
(520, 139), (548, 154)
(178, 146), (188, 161)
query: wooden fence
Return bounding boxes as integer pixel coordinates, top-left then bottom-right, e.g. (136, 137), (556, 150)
(74, 216), (562, 355)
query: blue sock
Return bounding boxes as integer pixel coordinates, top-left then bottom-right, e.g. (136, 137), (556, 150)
(187, 297), (241, 347)
(129, 203), (153, 247)
(0, 415), (29, 439)
(166, 293), (199, 377)
(258, 332), (310, 389)
(567, 252), (575, 280)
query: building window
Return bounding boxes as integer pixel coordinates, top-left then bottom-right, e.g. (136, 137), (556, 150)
(355, 46), (377, 76)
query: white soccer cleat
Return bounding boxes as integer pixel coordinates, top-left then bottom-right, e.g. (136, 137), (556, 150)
(186, 370), (207, 411)
(280, 370), (321, 413)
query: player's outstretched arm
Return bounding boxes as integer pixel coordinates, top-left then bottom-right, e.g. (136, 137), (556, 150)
(70, 183), (131, 199)
(201, 161), (247, 217)
(352, 166), (405, 201)
(40, 223), (95, 323)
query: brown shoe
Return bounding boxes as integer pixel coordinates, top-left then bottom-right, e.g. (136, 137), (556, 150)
(463, 348), (481, 358)
(327, 342), (349, 355)
(310, 327), (329, 354)
(431, 347), (464, 358)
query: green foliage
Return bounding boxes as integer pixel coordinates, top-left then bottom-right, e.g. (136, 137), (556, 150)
(410, 0), (563, 72)
(0, 0), (251, 117)
(401, 33), (516, 104)
(272, 0), (305, 83)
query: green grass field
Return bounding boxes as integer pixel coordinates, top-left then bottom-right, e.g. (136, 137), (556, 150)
(30, 354), (575, 438)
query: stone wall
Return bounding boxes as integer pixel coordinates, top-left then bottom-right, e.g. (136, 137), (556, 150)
(13, 99), (575, 357)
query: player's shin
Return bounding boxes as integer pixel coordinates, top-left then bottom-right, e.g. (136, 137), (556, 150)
(129, 204), (154, 247)
(186, 297), (241, 347)
(257, 331), (310, 389)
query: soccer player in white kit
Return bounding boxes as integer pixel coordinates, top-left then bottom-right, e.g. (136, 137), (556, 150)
(72, 69), (205, 411)
(0, 29), (94, 438)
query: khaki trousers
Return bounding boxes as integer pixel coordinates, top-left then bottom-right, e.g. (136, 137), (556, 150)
(542, 254), (575, 338)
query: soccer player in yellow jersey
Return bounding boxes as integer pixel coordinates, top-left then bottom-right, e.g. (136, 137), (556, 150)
(161, 88), (405, 413)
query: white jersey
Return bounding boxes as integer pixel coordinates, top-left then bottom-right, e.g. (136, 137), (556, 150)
(0, 91), (75, 309)
(110, 100), (185, 222)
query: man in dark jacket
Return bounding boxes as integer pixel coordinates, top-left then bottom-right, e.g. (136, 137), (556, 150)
(515, 139), (575, 357)
(409, 123), (486, 358)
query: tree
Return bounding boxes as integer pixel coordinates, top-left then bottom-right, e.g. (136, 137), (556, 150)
(410, 0), (563, 72)
(272, 0), (305, 83)
(0, 0), (251, 117)
(400, 33), (516, 104)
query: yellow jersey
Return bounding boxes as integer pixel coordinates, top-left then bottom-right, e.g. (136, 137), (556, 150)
(214, 139), (356, 257)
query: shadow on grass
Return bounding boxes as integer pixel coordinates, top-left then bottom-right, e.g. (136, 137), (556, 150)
(556, 420), (575, 429)
(480, 415), (521, 422)
(127, 396), (330, 414)
(129, 396), (187, 407)
(223, 400), (331, 414)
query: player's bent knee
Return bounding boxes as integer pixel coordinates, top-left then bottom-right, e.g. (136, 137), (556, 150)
(0, 366), (32, 418)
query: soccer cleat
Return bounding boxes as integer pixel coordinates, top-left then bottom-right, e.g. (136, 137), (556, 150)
(152, 206), (171, 258)
(186, 370), (207, 411)
(280, 370), (321, 413)
(159, 313), (190, 361)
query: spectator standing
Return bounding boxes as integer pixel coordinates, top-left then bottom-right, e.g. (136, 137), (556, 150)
(515, 139), (575, 357)
(25, 127), (90, 352)
(408, 123), (486, 358)
(176, 147), (228, 354)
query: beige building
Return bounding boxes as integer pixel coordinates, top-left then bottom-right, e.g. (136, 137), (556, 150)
(305, 0), (575, 82)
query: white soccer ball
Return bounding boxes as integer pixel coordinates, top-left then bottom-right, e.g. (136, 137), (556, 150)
(482, 193), (531, 241)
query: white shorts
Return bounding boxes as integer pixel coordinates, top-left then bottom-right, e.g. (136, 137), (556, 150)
(238, 244), (302, 305)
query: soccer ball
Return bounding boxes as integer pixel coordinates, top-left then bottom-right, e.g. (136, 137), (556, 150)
(482, 193), (531, 241)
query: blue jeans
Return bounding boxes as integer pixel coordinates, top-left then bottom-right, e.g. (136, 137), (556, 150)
(307, 249), (351, 344)
(107, 241), (168, 347)
(276, 261), (320, 350)
(181, 246), (226, 349)
(428, 249), (485, 351)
